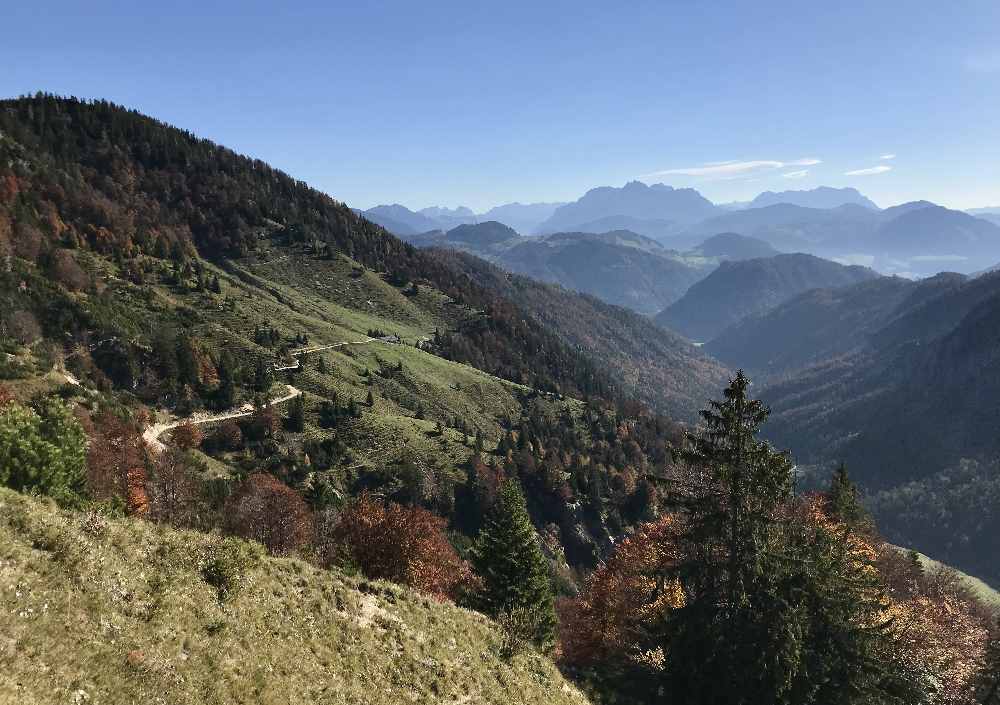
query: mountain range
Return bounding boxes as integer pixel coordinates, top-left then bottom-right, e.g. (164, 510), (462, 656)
(748, 186), (879, 210)
(397, 223), (792, 316)
(359, 201), (564, 236)
(362, 186), (1000, 280)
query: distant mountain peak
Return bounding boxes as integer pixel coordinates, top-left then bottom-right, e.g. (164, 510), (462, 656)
(419, 205), (475, 218)
(538, 181), (719, 234)
(750, 186), (879, 210)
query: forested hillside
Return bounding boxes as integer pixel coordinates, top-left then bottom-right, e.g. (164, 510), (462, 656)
(0, 94), (696, 578)
(426, 249), (731, 421)
(725, 271), (1000, 585)
(655, 253), (879, 341)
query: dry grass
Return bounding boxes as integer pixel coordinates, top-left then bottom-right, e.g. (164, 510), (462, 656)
(0, 487), (591, 705)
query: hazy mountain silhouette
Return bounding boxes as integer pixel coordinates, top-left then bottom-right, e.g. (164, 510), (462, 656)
(478, 202), (564, 234)
(537, 181), (719, 233)
(750, 186), (879, 210)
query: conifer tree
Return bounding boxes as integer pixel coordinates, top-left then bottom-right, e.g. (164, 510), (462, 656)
(471, 479), (556, 651)
(286, 394), (305, 432)
(661, 371), (918, 705)
(826, 463), (871, 529)
(253, 358), (273, 393)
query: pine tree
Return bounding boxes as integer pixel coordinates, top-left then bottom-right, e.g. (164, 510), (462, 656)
(661, 371), (918, 705)
(471, 479), (556, 651)
(365, 389), (374, 406)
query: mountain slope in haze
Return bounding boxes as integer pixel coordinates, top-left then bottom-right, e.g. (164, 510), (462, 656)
(418, 205), (477, 229)
(0, 487), (590, 705)
(564, 214), (683, 242)
(363, 204), (441, 235)
(682, 200), (1000, 276)
(499, 231), (706, 314)
(704, 274), (949, 375)
(692, 232), (780, 261)
(429, 249), (732, 421)
(537, 181), (719, 234)
(655, 253), (879, 341)
(479, 201), (564, 234)
(875, 203), (1000, 260)
(680, 203), (883, 253)
(750, 186), (879, 210)
(401, 222), (710, 316)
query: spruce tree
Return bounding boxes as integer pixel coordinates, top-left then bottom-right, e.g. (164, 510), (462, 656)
(471, 479), (556, 651)
(826, 463), (871, 529)
(661, 371), (918, 705)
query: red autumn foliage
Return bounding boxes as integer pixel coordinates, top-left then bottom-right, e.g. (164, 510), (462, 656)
(86, 410), (150, 515)
(0, 385), (14, 408)
(211, 419), (243, 451)
(558, 515), (684, 667)
(171, 421), (203, 450)
(225, 473), (312, 555)
(49, 249), (89, 291)
(328, 493), (471, 601)
(147, 447), (201, 527)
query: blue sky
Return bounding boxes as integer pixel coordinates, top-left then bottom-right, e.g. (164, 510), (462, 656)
(3, 1), (998, 211)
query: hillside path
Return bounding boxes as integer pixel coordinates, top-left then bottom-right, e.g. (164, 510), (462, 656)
(142, 384), (301, 453)
(273, 337), (377, 370)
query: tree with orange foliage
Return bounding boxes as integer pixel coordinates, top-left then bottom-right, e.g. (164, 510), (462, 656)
(559, 515), (684, 668)
(86, 409), (150, 515)
(875, 547), (994, 705)
(225, 473), (312, 555)
(328, 493), (470, 601)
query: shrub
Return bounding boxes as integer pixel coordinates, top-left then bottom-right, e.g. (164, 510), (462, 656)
(327, 493), (470, 601)
(224, 473), (312, 555)
(201, 536), (257, 601)
(558, 515), (683, 668)
(171, 421), (203, 450)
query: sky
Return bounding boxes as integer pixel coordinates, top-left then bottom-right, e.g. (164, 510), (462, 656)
(3, 1), (999, 212)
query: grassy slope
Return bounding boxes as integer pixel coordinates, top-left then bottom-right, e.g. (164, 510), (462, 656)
(0, 487), (590, 705)
(59, 239), (569, 480)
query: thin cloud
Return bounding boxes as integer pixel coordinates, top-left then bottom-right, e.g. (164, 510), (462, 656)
(844, 165), (892, 176)
(782, 170), (810, 179)
(643, 158), (820, 180)
(879, 154), (896, 160)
